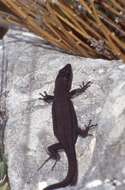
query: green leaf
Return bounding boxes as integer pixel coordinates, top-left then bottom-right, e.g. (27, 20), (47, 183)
(0, 160), (7, 180)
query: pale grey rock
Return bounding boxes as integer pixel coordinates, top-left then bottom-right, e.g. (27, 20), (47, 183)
(0, 30), (125, 190)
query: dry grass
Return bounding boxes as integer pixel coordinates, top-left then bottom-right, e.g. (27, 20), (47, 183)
(0, 0), (125, 62)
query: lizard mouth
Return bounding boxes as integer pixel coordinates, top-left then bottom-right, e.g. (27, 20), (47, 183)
(57, 63), (73, 85)
(55, 63), (73, 92)
(65, 64), (71, 69)
(64, 64), (71, 72)
(63, 64), (72, 77)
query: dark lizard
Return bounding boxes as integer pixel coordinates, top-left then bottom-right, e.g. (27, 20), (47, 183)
(39, 64), (97, 190)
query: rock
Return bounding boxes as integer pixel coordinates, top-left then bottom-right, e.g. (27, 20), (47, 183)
(0, 30), (125, 190)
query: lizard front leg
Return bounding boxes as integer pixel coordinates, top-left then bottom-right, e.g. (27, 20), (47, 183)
(39, 91), (54, 103)
(69, 81), (92, 98)
(78, 120), (97, 138)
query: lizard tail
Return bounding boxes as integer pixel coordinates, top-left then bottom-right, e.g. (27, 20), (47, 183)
(43, 147), (78, 190)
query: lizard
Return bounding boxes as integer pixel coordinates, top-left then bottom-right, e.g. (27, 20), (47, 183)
(39, 64), (97, 190)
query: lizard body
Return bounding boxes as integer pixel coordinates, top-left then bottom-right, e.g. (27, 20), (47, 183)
(40, 64), (96, 190)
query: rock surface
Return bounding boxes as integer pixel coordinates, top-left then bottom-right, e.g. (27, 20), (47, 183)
(0, 30), (125, 190)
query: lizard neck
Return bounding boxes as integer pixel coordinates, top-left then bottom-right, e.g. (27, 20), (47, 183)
(54, 90), (69, 100)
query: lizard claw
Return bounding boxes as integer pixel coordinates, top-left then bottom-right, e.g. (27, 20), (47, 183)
(37, 157), (51, 171)
(79, 81), (92, 91)
(39, 91), (50, 102)
(51, 155), (60, 171)
(47, 151), (60, 171)
(85, 119), (97, 130)
(39, 91), (48, 98)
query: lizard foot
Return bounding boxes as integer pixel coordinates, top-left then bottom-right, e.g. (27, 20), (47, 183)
(39, 91), (54, 103)
(39, 91), (49, 101)
(85, 119), (97, 129)
(48, 152), (60, 171)
(37, 157), (51, 171)
(85, 119), (97, 136)
(78, 120), (97, 138)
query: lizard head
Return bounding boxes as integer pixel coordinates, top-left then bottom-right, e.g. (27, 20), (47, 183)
(55, 64), (73, 93)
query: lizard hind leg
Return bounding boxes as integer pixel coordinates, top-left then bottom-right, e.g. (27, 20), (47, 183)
(47, 143), (63, 171)
(37, 143), (63, 171)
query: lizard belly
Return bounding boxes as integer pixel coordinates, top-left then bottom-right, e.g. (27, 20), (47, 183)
(52, 100), (78, 146)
